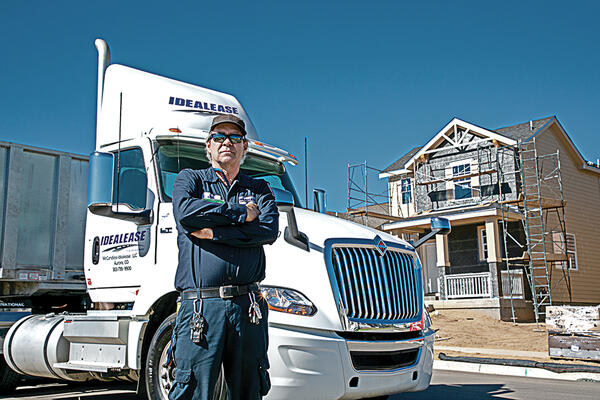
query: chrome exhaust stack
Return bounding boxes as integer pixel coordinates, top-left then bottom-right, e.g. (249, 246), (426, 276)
(94, 38), (111, 133)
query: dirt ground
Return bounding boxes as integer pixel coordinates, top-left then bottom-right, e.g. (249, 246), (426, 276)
(430, 309), (600, 366)
(431, 309), (548, 352)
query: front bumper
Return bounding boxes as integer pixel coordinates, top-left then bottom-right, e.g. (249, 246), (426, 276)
(266, 323), (434, 400)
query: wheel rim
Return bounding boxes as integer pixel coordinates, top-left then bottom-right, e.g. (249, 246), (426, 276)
(158, 340), (174, 399)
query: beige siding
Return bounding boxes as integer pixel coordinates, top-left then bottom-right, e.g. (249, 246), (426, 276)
(388, 174), (416, 218)
(534, 124), (600, 304)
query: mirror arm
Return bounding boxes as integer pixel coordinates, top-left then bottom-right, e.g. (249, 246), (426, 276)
(278, 204), (309, 251)
(412, 217), (451, 248)
(412, 229), (439, 249)
(89, 204), (154, 225)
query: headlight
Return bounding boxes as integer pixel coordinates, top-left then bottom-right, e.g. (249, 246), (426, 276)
(260, 286), (317, 316)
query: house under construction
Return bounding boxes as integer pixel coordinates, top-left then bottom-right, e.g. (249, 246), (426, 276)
(377, 116), (600, 322)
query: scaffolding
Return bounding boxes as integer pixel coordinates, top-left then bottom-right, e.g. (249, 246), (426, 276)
(346, 162), (394, 227)
(497, 138), (572, 323)
(405, 133), (572, 323)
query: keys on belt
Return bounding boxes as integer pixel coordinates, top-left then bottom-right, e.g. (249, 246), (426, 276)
(190, 298), (206, 344)
(248, 292), (262, 325)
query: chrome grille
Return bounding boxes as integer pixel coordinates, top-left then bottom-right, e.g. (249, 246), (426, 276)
(331, 246), (421, 322)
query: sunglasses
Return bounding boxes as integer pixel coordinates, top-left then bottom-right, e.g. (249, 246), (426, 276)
(209, 132), (245, 144)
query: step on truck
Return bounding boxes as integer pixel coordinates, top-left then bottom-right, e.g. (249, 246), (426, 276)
(3, 39), (448, 399)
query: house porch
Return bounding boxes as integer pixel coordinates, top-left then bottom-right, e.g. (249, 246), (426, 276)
(383, 204), (534, 320)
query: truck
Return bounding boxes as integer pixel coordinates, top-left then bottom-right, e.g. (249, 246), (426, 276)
(2, 39), (447, 399)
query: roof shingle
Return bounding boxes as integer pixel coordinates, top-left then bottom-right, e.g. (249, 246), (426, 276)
(494, 116), (555, 141)
(383, 146), (422, 172)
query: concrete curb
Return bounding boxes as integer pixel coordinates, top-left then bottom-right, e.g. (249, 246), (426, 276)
(435, 345), (548, 358)
(433, 360), (600, 382)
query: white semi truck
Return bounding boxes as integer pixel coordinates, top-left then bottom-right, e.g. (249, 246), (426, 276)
(3, 39), (446, 399)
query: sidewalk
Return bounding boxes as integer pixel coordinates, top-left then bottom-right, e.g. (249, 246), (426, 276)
(436, 346), (548, 358)
(432, 345), (600, 382)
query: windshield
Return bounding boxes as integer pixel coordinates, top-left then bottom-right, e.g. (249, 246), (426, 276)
(155, 140), (303, 207)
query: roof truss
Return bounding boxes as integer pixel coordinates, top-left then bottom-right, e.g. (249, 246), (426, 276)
(405, 118), (517, 168)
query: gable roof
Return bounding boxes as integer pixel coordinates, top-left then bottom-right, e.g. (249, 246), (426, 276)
(403, 118), (517, 170)
(381, 115), (600, 179)
(537, 117), (600, 174)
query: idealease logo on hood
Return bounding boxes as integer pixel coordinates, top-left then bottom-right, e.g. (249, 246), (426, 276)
(169, 96), (239, 114)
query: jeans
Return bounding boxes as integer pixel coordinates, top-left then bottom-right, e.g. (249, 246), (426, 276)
(169, 292), (270, 400)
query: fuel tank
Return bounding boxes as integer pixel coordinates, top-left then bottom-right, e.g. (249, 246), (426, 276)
(3, 314), (91, 382)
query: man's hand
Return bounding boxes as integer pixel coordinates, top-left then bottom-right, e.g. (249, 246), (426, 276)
(192, 228), (213, 240)
(245, 203), (260, 222)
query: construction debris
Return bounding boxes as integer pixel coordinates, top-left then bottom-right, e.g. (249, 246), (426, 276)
(546, 305), (600, 333)
(546, 305), (600, 361)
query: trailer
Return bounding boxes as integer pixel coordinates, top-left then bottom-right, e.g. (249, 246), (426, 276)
(0, 141), (89, 388)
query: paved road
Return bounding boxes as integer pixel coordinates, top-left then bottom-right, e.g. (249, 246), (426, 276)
(1, 381), (138, 399)
(391, 370), (600, 400)
(2, 370), (599, 399)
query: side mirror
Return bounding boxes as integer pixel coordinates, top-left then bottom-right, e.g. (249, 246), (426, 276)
(88, 152), (114, 207)
(87, 151), (153, 225)
(430, 217), (451, 235)
(412, 217), (451, 248)
(271, 187), (309, 251)
(313, 189), (326, 213)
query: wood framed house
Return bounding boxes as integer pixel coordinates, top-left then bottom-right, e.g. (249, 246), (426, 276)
(380, 116), (600, 321)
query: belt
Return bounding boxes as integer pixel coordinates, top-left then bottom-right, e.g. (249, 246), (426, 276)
(181, 283), (260, 300)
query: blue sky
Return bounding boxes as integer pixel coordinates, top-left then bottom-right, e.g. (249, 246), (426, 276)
(1, 1), (599, 211)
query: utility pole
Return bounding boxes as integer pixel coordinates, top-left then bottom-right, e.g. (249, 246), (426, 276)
(304, 137), (308, 207)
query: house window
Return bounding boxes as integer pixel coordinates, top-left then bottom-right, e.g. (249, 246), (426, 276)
(401, 178), (412, 204)
(552, 232), (578, 270)
(566, 234), (578, 270)
(478, 225), (488, 261)
(452, 163), (472, 199)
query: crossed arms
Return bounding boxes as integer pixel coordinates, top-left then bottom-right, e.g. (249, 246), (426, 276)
(172, 169), (279, 247)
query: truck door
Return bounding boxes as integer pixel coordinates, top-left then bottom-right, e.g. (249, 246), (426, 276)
(86, 147), (156, 300)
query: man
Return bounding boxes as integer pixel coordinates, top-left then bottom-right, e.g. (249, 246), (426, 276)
(169, 114), (279, 400)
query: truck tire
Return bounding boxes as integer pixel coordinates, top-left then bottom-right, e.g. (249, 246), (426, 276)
(0, 357), (22, 391)
(145, 313), (228, 400)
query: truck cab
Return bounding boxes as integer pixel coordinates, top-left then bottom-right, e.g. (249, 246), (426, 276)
(4, 40), (437, 400)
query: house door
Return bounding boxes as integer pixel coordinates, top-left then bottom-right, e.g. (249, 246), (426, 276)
(422, 242), (439, 294)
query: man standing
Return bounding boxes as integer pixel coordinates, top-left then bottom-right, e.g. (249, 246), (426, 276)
(169, 114), (279, 400)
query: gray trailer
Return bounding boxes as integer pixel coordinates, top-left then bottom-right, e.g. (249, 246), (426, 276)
(0, 140), (89, 388)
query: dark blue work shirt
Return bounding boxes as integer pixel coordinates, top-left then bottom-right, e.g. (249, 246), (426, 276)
(172, 167), (279, 291)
